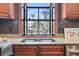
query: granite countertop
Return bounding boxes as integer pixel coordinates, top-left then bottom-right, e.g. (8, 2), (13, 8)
(1, 38), (79, 47)
(13, 38), (79, 45)
(10, 38), (64, 45)
(7, 38), (79, 45)
(1, 37), (79, 56)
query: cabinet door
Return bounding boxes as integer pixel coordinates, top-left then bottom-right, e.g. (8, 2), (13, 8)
(12, 45), (37, 56)
(62, 3), (79, 20)
(9, 4), (15, 20)
(0, 3), (15, 20)
(39, 45), (65, 56)
(0, 4), (9, 17)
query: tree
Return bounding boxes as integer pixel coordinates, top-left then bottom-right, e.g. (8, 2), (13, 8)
(30, 12), (35, 19)
(41, 9), (49, 19)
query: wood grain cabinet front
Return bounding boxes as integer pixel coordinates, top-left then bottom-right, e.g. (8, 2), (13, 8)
(12, 45), (65, 56)
(12, 45), (37, 56)
(0, 3), (15, 20)
(61, 3), (79, 20)
(39, 45), (65, 56)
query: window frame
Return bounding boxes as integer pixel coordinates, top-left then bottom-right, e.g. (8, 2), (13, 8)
(22, 3), (55, 36)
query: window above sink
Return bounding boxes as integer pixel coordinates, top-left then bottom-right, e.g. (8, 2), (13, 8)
(22, 3), (55, 36)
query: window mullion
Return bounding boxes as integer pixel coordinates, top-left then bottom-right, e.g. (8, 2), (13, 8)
(23, 3), (26, 35)
(49, 3), (52, 35)
(51, 3), (53, 35)
(26, 4), (28, 35)
(38, 8), (39, 35)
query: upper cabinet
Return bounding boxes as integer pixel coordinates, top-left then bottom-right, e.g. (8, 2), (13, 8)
(0, 3), (15, 20)
(61, 3), (79, 20)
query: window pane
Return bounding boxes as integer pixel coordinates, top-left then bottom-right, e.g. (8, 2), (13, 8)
(27, 8), (38, 19)
(39, 21), (50, 35)
(39, 9), (50, 19)
(27, 21), (38, 35)
(27, 3), (50, 7)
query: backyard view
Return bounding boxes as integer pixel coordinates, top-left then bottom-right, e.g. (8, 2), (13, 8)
(22, 3), (55, 35)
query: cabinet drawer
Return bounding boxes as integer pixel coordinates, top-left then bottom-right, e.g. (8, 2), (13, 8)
(14, 54), (36, 56)
(13, 45), (36, 48)
(14, 52), (36, 54)
(13, 45), (36, 52)
(40, 48), (63, 52)
(40, 52), (64, 56)
(39, 46), (64, 48)
(13, 48), (36, 52)
(13, 52), (36, 56)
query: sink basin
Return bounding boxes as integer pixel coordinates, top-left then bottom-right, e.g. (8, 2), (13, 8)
(21, 39), (55, 42)
(39, 39), (55, 42)
(21, 39), (38, 42)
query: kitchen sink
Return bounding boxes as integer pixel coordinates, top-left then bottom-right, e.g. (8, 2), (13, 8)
(21, 39), (56, 42)
(39, 39), (55, 42)
(21, 39), (38, 42)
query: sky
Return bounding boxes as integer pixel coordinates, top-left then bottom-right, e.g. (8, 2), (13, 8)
(22, 3), (53, 20)
(27, 3), (50, 7)
(27, 3), (52, 20)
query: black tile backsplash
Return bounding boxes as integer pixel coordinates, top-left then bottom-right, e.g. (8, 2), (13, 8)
(58, 4), (79, 34)
(0, 20), (18, 34)
(0, 4), (20, 34)
(58, 20), (79, 33)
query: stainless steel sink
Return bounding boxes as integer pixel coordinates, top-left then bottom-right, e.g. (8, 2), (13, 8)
(39, 39), (55, 42)
(21, 39), (38, 42)
(21, 39), (55, 42)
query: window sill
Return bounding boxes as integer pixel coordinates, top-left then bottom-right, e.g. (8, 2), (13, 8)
(22, 34), (64, 38)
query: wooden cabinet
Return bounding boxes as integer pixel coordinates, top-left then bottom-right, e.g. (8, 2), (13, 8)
(12, 45), (37, 56)
(61, 3), (79, 20)
(12, 45), (65, 56)
(39, 45), (65, 56)
(0, 3), (15, 20)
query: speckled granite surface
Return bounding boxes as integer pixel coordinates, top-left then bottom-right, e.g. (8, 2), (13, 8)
(1, 37), (79, 46)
